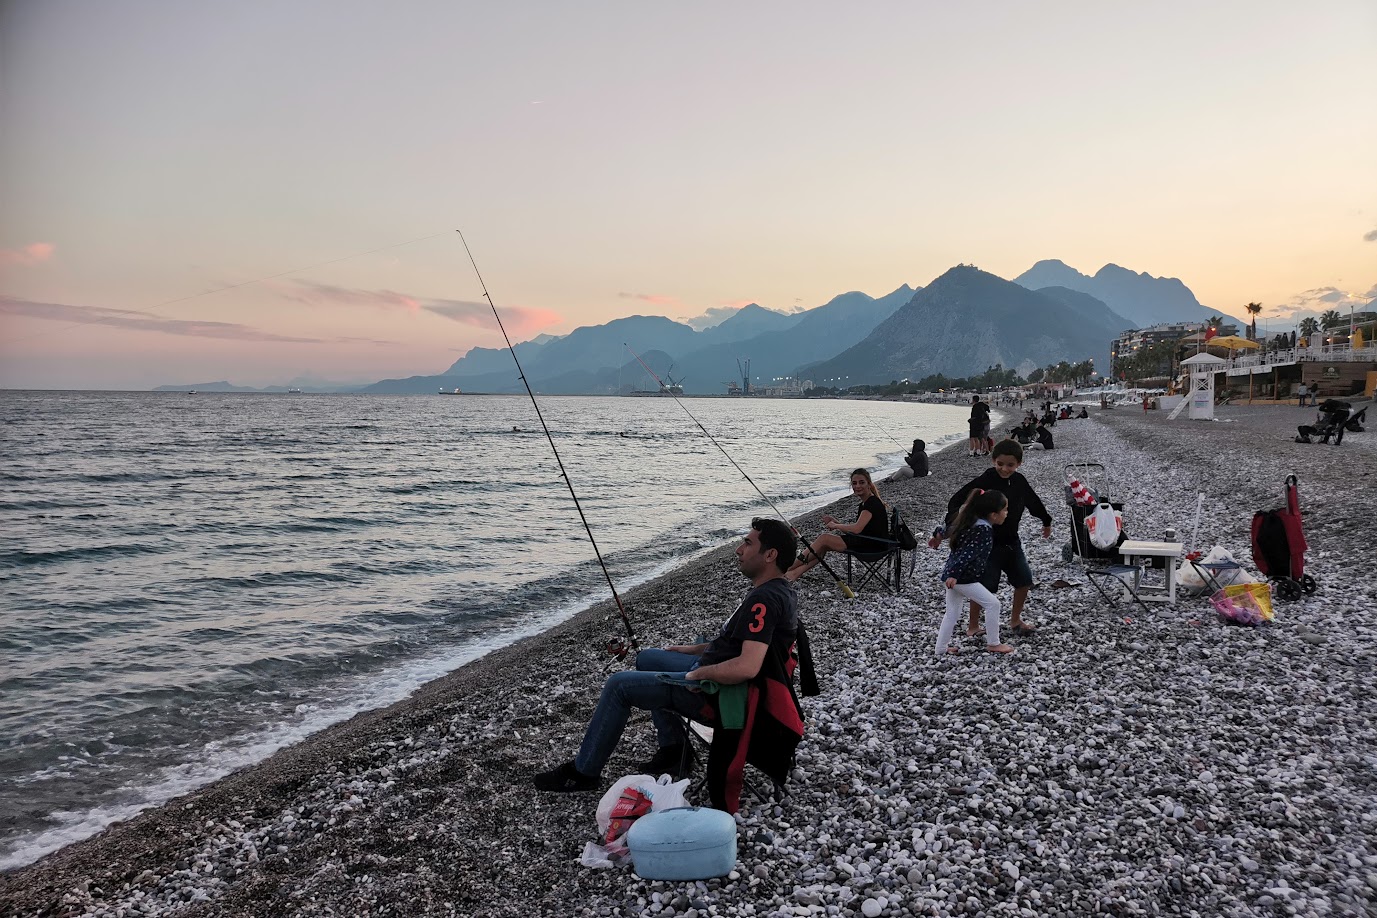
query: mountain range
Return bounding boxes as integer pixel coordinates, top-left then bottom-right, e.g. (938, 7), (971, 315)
(805, 267), (1127, 383)
(1012, 259), (1242, 328)
(159, 259), (1237, 393)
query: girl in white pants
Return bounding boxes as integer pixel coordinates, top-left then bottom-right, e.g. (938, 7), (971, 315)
(937, 490), (1015, 655)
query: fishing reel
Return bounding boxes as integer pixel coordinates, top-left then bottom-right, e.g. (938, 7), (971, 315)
(605, 636), (633, 661)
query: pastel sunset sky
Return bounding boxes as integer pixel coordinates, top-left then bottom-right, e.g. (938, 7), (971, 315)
(2, 1), (1373, 389)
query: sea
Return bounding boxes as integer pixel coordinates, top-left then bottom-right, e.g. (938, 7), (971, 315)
(0, 390), (968, 870)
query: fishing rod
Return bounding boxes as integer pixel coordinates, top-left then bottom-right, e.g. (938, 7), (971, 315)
(624, 345), (856, 599)
(457, 231), (638, 664)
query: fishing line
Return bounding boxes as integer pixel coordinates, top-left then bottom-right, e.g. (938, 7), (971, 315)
(6, 229), (455, 346)
(457, 231), (638, 661)
(624, 344), (856, 599)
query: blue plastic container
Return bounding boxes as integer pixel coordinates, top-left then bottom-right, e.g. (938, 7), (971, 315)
(625, 806), (737, 880)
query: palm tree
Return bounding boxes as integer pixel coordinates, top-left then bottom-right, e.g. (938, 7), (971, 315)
(1244, 302), (1263, 340)
(1299, 316), (1319, 338)
(1319, 309), (1342, 329)
(1207, 315), (1223, 328)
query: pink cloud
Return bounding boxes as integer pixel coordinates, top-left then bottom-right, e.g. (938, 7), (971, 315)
(423, 299), (562, 336)
(0, 295), (392, 344)
(0, 243), (56, 267)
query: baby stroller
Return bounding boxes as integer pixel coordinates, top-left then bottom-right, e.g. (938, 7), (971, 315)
(1250, 474), (1317, 600)
(1295, 400), (1352, 445)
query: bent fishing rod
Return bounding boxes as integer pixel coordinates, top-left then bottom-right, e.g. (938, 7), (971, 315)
(457, 231), (638, 664)
(624, 345), (856, 599)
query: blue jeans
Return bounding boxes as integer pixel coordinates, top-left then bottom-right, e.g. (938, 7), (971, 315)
(573, 649), (710, 777)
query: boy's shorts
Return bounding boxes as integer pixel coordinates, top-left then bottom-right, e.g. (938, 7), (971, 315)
(980, 541), (1034, 591)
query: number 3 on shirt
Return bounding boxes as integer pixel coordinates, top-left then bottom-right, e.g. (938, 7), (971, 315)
(748, 602), (767, 633)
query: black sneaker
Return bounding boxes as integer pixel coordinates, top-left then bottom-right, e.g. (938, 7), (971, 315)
(636, 743), (695, 778)
(532, 761), (599, 792)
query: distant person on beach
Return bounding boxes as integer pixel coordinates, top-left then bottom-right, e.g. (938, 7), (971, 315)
(532, 517), (798, 792)
(884, 440), (929, 482)
(1034, 422), (1054, 450)
(1296, 383), (1308, 407)
(786, 469), (889, 582)
(1077, 407), (1089, 419)
(1010, 422), (1035, 445)
(942, 440), (1053, 636)
(936, 489), (1014, 655)
(969, 396), (992, 457)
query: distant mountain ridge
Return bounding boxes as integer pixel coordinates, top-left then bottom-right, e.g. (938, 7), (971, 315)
(1013, 259), (1239, 328)
(805, 266), (1125, 384)
(363, 287), (915, 394)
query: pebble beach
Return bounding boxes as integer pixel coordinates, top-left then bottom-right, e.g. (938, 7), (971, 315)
(3, 401), (1375, 918)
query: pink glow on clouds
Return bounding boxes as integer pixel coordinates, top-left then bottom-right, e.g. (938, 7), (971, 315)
(423, 299), (562, 335)
(0, 243), (56, 267)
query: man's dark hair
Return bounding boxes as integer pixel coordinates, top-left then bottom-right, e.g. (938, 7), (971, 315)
(751, 517), (798, 572)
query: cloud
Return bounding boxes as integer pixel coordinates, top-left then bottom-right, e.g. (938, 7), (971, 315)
(278, 280), (421, 313)
(619, 292), (680, 307)
(0, 295), (385, 344)
(680, 305), (744, 331)
(1270, 283), (1377, 320)
(1365, 229), (1377, 242)
(0, 243), (56, 267)
(422, 299), (562, 336)
(273, 281), (560, 336)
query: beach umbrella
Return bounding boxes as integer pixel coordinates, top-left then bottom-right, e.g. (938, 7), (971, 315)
(1208, 335), (1261, 351)
(1354, 328), (1365, 348)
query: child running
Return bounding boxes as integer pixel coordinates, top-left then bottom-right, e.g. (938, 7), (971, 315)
(937, 489), (1013, 654)
(944, 439), (1054, 636)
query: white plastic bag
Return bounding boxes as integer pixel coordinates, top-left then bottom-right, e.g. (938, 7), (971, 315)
(650, 774), (691, 811)
(1177, 546), (1257, 594)
(1086, 501), (1122, 550)
(595, 774), (655, 837)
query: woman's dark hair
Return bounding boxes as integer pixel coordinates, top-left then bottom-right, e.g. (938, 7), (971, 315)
(947, 489), (1009, 549)
(751, 517), (798, 572)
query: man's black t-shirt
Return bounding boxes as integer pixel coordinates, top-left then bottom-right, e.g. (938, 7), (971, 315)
(698, 577), (798, 668)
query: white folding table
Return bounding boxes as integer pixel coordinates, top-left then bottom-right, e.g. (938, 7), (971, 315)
(1116, 539), (1185, 603)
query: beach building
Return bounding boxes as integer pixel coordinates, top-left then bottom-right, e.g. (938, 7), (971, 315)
(1110, 322), (1230, 367)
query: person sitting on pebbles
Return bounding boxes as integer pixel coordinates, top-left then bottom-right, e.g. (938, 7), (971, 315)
(942, 440), (1053, 637)
(532, 517), (798, 792)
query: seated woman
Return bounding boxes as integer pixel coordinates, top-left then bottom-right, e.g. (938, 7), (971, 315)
(786, 468), (889, 582)
(1010, 422), (1036, 445)
(1077, 407), (1089, 419)
(1035, 422), (1054, 450)
(883, 439), (929, 482)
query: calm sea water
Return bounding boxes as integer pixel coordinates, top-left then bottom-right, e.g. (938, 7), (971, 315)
(0, 390), (967, 869)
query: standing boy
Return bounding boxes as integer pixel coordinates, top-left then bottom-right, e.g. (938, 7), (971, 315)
(943, 440), (1053, 635)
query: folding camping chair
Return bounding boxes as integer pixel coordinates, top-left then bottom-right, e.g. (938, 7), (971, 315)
(1064, 463), (1152, 614)
(843, 506), (911, 594)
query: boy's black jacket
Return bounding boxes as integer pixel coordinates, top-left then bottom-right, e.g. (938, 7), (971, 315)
(946, 468), (1053, 545)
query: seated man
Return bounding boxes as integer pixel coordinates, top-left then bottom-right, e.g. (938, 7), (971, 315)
(1297, 401), (1352, 445)
(532, 517), (799, 792)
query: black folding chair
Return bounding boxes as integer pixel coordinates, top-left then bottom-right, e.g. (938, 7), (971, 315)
(843, 507), (910, 594)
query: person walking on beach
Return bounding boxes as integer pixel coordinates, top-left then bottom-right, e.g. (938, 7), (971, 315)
(1296, 383), (1308, 407)
(884, 439), (929, 482)
(942, 440), (1053, 636)
(785, 469), (888, 582)
(936, 490), (1014, 655)
(532, 517), (798, 792)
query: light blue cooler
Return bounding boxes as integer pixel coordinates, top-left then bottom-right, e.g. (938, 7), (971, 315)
(625, 806), (737, 880)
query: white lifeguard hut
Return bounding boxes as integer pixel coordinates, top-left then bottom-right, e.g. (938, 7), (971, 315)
(1179, 352), (1227, 420)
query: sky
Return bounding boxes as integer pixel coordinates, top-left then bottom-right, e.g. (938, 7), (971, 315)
(2, 0), (1374, 389)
